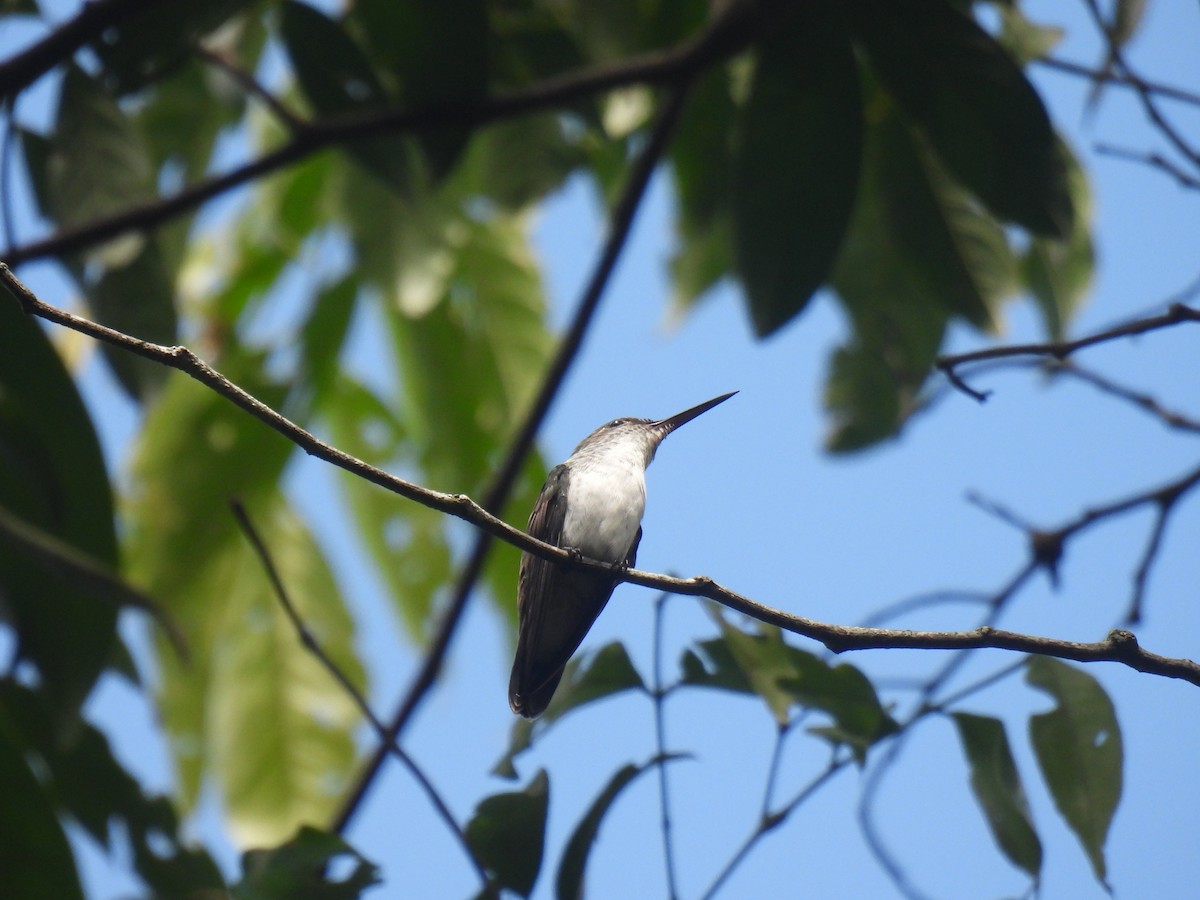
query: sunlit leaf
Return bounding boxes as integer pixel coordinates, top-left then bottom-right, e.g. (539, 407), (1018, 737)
(681, 616), (894, 754)
(126, 365), (364, 835)
(466, 771), (549, 897)
(323, 376), (451, 636)
(1026, 658), (1122, 889)
(952, 712), (1043, 880)
(732, 6), (862, 336)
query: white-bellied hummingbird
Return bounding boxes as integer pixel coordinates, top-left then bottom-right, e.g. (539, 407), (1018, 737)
(509, 391), (737, 718)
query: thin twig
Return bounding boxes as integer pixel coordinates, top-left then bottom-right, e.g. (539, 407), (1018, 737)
(1048, 359), (1200, 433)
(228, 499), (487, 888)
(700, 755), (848, 900)
(1080, 0), (1200, 167)
(332, 81), (697, 835)
(194, 44), (305, 132)
(1036, 56), (1200, 109)
(652, 593), (680, 900)
(937, 303), (1200, 400)
(1094, 142), (1200, 190)
(0, 502), (187, 660)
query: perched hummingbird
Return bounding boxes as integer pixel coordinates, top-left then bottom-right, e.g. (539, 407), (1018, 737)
(509, 391), (736, 718)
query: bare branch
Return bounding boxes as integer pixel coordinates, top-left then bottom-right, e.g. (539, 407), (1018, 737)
(937, 303), (1200, 399)
(5, 265), (1198, 702)
(1036, 56), (1200, 109)
(1048, 358), (1200, 433)
(1081, 0), (1200, 168)
(228, 500), (487, 888)
(1094, 142), (1200, 190)
(0, 0), (161, 102)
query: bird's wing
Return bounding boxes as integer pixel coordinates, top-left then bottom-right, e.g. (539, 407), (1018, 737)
(509, 465), (628, 718)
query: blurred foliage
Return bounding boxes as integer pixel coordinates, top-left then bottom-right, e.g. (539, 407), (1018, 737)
(0, 0), (1127, 895)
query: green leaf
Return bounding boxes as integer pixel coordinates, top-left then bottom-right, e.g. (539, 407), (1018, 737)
(455, 115), (583, 211)
(44, 66), (156, 265)
(682, 616), (895, 755)
(0, 292), (118, 723)
(851, 0), (1072, 238)
(93, 0), (250, 94)
(1022, 140), (1095, 340)
(1026, 658), (1122, 888)
(556, 758), (676, 900)
(493, 643), (645, 779)
(466, 771), (550, 897)
(0, 682), (226, 895)
(279, 0), (411, 190)
(347, 0), (489, 178)
(211, 503), (365, 844)
(89, 241), (178, 401)
(951, 713), (1043, 880)
(669, 68), (737, 312)
(826, 110), (959, 451)
(126, 365), (364, 837)
(234, 826), (380, 900)
(0, 722), (84, 900)
(323, 376), (451, 636)
(732, 6), (862, 336)
(873, 116), (1017, 330)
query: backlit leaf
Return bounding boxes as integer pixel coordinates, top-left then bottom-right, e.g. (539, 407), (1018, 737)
(1026, 658), (1122, 888)
(952, 712), (1043, 880)
(732, 6), (862, 336)
(466, 771), (549, 897)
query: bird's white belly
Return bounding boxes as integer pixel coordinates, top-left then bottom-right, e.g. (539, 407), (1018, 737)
(561, 461), (646, 563)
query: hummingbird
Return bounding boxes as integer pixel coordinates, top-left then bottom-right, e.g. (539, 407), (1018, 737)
(509, 391), (737, 718)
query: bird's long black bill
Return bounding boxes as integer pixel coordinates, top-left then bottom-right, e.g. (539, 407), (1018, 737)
(654, 391), (737, 434)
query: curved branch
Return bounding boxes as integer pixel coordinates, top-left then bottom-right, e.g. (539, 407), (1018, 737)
(937, 303), (1200, 400)
(6, 265), (1198, 695)
(4, 0), (759, 266)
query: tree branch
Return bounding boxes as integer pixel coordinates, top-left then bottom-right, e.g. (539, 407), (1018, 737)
(331, 80), (696, 835)
(228, 500), (487, 888)
(0, 0), (161, 102)
(936, 303), (1200, 400)
(3, 0), (758, 267)
(5, 265), (1198, 704)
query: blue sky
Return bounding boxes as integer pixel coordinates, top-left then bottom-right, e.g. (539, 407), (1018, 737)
(6, 1), (1199, 898)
